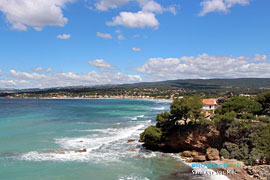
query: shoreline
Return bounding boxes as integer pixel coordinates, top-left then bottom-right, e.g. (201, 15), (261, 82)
(4, 97), (173, 103)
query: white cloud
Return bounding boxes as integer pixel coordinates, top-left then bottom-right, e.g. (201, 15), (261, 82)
(3, 69), (142, 88)
(138, 0), (178, 15)
(107, 11), (159, 29)
(132, 47), (142, 52)
(0, 70), (2, 76)
(96, 32), (112, 39)
(33, 67), (44, 72)
(136, 54), (270, 80)
(0, 0), (74, 31)
(117, 34), (125, 40)
(57, 34), (71, 39)
(115, 29), (121, 33)
(138, 0), (163, 14)
(253, 54), (267, 62)
(199, 0), (249, 16)
(88, 59), (114, 69)
(46, 68), (53, 72)
(94, 0), (130, 11)
(33, 67), (54, 72)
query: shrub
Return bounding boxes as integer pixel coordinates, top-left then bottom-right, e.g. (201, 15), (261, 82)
(140, 126), (163, 144)
(220, 148), (230, 159)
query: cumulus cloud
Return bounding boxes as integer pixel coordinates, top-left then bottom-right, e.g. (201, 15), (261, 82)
(33, 67), (54, 72)
(253, 54), (267, 62)
(33, 67), (44, 72)
(2, 69), (142, 89)
(105, 0), (178, 29)
(0, 0), (74, 31)
(199, 0), (249, 16)
(107, 11), (159, 29)
(132, 47), (142, 52)
(96, 32), (112, 39)
(57, 34), (71, 39)
(138, 0), (178, 15)
(94, 0), (130, 11)
(117, 34), (125, 40)
(136, 54), (270, 80)
(88, 59), (114, 69)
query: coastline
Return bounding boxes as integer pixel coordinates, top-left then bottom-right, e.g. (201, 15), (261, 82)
(4, 97), (173, 103)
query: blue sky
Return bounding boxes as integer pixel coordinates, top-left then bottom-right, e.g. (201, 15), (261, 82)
(0, 0), (270, 88)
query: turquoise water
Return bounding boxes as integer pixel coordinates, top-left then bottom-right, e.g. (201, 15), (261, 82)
(0, 99), (197, 180)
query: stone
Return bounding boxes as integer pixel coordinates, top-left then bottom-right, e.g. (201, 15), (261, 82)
(206, 147), (220, 160)
(127, 139), (136, 143)
(192, 155), (206, 162)
(182, 151), (192, 157)
(75, 149), (87, 153)
(129, 149), (136, 152)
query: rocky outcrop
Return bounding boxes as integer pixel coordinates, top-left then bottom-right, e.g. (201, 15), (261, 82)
(165, 125), (221, 152)
(244, 165), (270, 180)
(206, 147), (220, 161)
(127, 139), (136, 143)
(75, 149), (87, 153)
(181, 150), (206, 162)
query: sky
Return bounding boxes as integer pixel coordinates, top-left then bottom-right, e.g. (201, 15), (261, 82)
(0, 0), (270, 89)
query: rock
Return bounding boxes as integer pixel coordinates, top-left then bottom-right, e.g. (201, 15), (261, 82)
(127, 139), (136, 143)
(244, 165), (270, 180)
(58, 152), (65, 154)
(206, 147), (220, 160)
(165, 125), (221, 152)
(181, 151), (192, 157)
(129, 149), (137, 152)
(75, 149), (87, 153)
(192, 155), (206, 162)
(191, 151), (199, 157)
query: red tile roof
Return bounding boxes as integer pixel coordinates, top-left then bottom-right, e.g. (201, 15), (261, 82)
(202, 99), (217, 106)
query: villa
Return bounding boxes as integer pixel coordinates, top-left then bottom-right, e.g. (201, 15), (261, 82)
(202, 99), (218, 111)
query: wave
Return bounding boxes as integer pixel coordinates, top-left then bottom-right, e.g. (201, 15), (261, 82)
(131, 115), (145, 121)
(152, 107), (166, 111)
(118, 175), (150, 180)
(20, 123), (148, 162)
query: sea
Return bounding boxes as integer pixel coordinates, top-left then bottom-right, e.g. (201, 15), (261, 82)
(0, 98), (228, 180)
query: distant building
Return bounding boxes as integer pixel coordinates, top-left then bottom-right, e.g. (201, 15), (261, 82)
(202, 99), (218, 110)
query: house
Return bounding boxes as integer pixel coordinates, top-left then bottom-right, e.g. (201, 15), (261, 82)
(202, 99), (218, 111)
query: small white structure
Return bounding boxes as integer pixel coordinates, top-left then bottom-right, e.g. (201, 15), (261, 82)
(202, 99), (218, 110)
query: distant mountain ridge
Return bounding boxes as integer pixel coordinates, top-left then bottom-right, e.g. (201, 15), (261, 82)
(1, 78), (270, 94)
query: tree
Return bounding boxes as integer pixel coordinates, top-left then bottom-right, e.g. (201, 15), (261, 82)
(255, 124), (270, 161)
(215, 96), (262, 116)
(140, 126), (162, 144)
(255, 91), (270, 115)
(170, 96), (203, 125)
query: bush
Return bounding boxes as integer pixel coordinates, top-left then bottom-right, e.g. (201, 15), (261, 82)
(140, 126), (163, 144)
(220, 148), (230, 159)
(255, 124), (270, 161)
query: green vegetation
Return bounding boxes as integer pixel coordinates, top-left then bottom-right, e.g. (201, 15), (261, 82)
(256, 91), (270, 115)
(170, 96), (203, 125)
(140, 126), (162, 144)
(140, 92), (270, 165)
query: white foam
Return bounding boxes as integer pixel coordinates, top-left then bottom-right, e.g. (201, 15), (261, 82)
(118, 175), (149, 180)
(20, 124), (147, 162)
(131, 115), (145, 121)
(152, 107), (165, 110)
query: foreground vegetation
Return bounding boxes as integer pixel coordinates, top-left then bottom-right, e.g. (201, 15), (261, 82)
(140, 91), (270, 165)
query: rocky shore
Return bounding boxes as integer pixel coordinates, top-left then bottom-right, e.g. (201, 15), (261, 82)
(142, 124), (270, 180)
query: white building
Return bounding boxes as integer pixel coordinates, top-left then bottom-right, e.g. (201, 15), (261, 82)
(202, 99), (218, 110)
